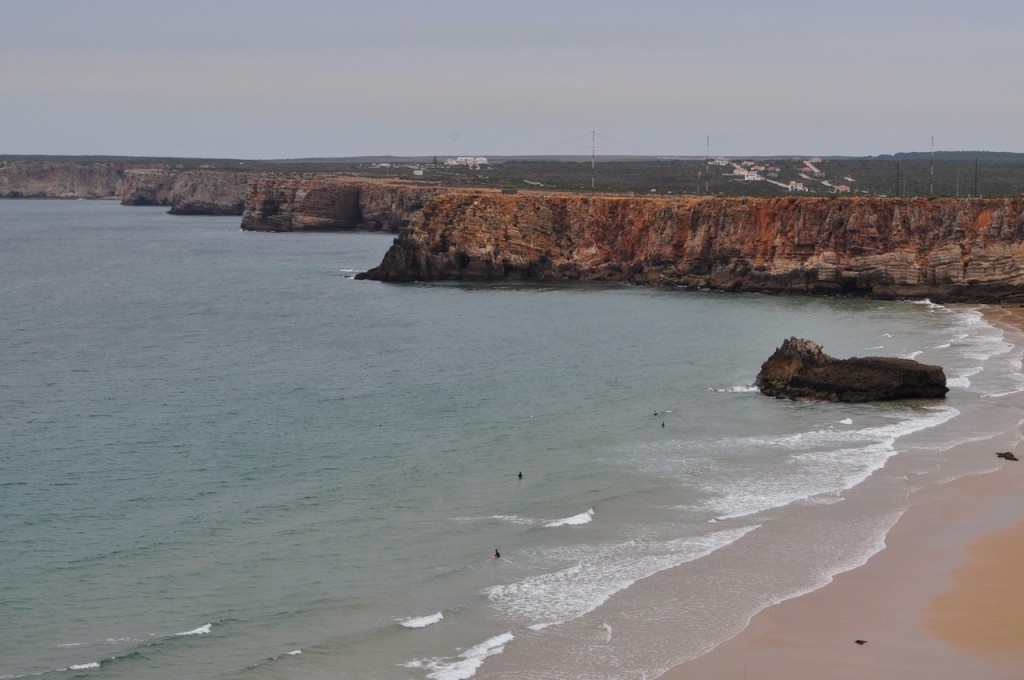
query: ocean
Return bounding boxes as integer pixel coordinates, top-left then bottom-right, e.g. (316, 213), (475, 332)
(3, 199), (1023, 680)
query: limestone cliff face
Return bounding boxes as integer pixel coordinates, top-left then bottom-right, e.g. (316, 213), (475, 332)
(168, 170), (249, 215)
(0, 159), (124, 198)
(357, 182), (448, 231)
(1, 160), (250, 215)
(359, 193), (1024, 302)
(121, 168), (178, 205)
(240, 176), (446, 232)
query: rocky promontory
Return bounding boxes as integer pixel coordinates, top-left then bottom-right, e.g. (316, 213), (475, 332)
(755, 337), (948, 402)
(358, 192), (1024, 302)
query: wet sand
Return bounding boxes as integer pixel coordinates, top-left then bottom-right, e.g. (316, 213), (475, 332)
(661, 307), (1024, 680)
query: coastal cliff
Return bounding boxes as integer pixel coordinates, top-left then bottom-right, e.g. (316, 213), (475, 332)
(120, 168), (178, 205)
(358, 193), (1024, 302)
(167, 170), (249, 215)
(0, 159), (251, 215)
(240, 176), (446, 232)
(0, 159), (125, 199)
(121, 168), (250, 213)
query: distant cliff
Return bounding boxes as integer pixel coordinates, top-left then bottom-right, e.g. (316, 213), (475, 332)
(120, 168), (178, 205)
(240, 176), (447, 232)
(0, 159), (251, 215)
(167, 170), (249, 215)
(358, 193), (1024, 302)
(0, 159), (125, 199)
(117, 168), (250, 214)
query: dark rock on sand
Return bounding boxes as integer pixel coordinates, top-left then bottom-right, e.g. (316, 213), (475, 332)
(996, 451), (1020, 461)
(756, 337), (949, 402)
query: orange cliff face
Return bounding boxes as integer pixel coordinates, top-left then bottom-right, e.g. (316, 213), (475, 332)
(358, 193), (1024, 302)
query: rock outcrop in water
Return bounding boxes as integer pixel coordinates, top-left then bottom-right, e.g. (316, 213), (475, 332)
(240, 176), (447, 232)
(358, 192), (1024, 302)
(755, 337), (948, 402)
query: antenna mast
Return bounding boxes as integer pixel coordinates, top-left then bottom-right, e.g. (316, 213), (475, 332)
(591, 130), (596, 192)
(930, 135), (934, 195)
(705, 135), (710, 194)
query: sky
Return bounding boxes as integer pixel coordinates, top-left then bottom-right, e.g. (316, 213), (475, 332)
(3, 0), (1023, 159)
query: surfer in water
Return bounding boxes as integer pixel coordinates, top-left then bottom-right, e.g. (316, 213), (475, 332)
(517, 471), (522, 480)
(493, 548), (501, 559)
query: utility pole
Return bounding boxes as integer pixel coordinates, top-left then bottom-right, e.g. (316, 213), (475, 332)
(895, 161), (900, 197)
(929, 136), (934, 196)
(705, 135), (710, 195)
(974, 157), (979, 197)
(591, 129), (596, 192)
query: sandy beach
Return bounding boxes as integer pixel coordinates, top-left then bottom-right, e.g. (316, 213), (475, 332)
(661, 307), (1024, 680)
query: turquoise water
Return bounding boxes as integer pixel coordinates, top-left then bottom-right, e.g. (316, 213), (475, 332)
(3, 200), (1023, 679)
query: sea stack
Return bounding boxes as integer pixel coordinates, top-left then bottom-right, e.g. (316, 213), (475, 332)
(756, 337), (949, 402)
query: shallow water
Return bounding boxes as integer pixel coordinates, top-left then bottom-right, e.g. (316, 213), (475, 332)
(2, 200), (1022, 680)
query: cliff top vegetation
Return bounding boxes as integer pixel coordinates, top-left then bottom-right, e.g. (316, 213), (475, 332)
(4, 153), (1024, 198)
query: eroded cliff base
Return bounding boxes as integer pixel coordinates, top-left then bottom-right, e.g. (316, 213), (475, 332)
(358, 192), (1024, 303)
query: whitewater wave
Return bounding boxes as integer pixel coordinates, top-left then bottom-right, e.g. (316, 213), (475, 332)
(400, 612), (444, 628)
(407, 632), (514, 680)
(704, 405), (960, 520)
(709, 384), (759, 393)
(67, 662), (100, 671)
(487, 526), (757, 630)
(175, 624), (211, 637)
(544, 508), (594, 527)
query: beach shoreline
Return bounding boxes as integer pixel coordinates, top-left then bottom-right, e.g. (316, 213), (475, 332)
(658, 306), (1024, 679)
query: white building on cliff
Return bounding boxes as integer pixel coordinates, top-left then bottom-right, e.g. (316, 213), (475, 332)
(445, 156), (489, 169)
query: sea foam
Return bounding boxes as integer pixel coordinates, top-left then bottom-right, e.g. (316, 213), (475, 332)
(704, 405), (959, 520)
(400, 611), (444, 628)
(544, 508), (594, 527)
(176, 623), (211, 636)
(487, 526), (756, 630)
(408, 632), (514, 680)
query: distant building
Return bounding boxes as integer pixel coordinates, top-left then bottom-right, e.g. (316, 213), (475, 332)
(445, 156), (489, 169)
(788, 181), (808, 192)
(834, 184), (851, 193)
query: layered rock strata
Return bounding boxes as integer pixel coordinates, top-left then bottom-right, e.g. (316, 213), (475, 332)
(240, 176), (446, 232)
(358, 193), (1024, 302)
(756, 337), (948, 402)
(120, 168), (178, 205)
(0, 159), (124, 198)
(167, 170), (249, 215)
(0, 160), (251, 215)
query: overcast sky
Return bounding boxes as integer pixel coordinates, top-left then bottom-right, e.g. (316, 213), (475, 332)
(3, 0), (1022, 159)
